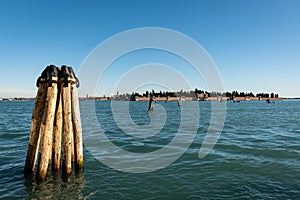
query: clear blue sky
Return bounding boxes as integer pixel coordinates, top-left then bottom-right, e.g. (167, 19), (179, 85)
(0, 0), (299, 98)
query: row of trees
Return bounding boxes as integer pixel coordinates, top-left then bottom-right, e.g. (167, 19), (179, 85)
(195, 89), (279, 98)
(126, 89), (280, 100)
(140, 89), (195, 98)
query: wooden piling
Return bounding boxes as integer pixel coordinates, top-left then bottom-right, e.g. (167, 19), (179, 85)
(36, 83), (58, 180)
(148, 96), (154, 111)
(24, 83), (48, 174)
(71, 83), (84, 170)
(52, 85), (63, 171)
(25, 65), (83, 180)
(177, 99), (181, 107)
(61, 83), (73, 176)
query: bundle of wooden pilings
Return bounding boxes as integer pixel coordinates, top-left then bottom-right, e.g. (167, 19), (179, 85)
(24, 65), (83, 180)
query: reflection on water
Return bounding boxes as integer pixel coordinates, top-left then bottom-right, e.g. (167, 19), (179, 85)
(24, 171), (86, 199)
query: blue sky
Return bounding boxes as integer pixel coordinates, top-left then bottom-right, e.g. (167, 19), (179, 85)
(0, 0), (299, 98)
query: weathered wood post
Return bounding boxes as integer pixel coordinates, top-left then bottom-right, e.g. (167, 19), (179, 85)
(52, 84), (62, 171)
(36, 66), (59, 180)
(24, 65), (83, 180)
(69, 68), (84, 171)
(177, 97), (181, 107)
(61, 66), (74, 176)
(60, 65), (83, 175)
(61, 84), (72, 175)
(23, 67), (50, 175)
(148, 95), (155, 111)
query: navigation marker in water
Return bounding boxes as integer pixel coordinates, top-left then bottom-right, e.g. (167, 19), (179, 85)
(148, 94), (155, 111)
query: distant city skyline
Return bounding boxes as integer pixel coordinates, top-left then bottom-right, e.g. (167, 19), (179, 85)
(0, 0), (299, 98)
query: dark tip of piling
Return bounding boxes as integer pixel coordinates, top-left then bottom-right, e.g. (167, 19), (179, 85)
(36, 65), (59, 87)
(61, 65), (80, 88)
(36, 65), (80, 88)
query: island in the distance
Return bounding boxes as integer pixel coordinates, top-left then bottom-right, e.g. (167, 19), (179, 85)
(0, 89), (286, 102)
(80, 89), (283, 102)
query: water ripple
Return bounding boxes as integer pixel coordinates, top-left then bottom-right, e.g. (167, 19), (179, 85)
(0, 100), (299, 199)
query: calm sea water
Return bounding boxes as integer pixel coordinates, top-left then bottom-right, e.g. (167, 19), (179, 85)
(0, 100), (299, 199)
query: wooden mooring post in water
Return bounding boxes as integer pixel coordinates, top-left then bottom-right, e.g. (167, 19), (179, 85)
(24, 65), (83, 180)
(148, 95), (155, 111)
